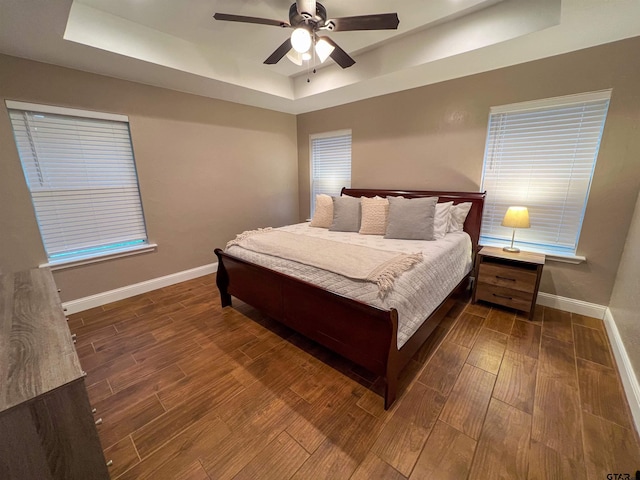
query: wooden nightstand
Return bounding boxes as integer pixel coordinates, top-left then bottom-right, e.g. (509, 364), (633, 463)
(472, 246), (545, 320)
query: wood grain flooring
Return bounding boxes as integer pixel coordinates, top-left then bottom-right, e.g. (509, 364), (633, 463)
(70, 275), (640, 479)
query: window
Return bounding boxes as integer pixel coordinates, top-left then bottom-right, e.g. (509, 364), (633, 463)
(310, 130), (352, 214)
(479, 90), (611, 257)
(7, 101), (151, 267)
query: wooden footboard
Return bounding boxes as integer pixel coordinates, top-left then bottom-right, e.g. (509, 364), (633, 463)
(214, 189), (485, 409)
(215, 247), (401, 406)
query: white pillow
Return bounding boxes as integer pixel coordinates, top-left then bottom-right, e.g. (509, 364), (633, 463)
(448, 202), (473, 233)
(310, 194), (333, 228)
(359, 196), (389, 235)
(434, 201), (453, 239)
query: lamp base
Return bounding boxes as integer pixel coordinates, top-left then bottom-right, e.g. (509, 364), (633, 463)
(503, 246), (521, 253)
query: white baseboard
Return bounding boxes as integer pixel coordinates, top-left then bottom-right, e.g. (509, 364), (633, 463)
(62, 263), (218, 314)
(604, 308), (640, 433)
(536, 292), (607, 319)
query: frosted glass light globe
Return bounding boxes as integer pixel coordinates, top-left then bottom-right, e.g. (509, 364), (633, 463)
(315, 38), (335, 63)
(291, 28), (312, 53)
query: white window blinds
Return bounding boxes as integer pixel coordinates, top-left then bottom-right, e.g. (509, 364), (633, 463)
(7, 101), (148, 264)
(310, 130), (352, 214)
(480, 91), (611, 256)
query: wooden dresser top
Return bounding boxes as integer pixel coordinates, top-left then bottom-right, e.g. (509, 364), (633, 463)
(0, 268), (83, 413)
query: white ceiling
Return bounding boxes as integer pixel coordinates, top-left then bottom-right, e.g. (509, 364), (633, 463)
(1, 0), (639, 114)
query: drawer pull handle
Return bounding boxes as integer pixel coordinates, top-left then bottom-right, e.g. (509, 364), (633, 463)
(493, 293), (513, 300)
(495, 275), (516, 282)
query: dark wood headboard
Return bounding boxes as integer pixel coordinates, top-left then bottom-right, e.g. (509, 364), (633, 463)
(341, 188), (487, 257)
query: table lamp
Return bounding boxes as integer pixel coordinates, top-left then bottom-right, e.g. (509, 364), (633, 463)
(501, 206), (530, 253)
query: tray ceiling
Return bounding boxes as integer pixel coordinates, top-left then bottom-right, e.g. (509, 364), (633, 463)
(1, 0), (639, 114)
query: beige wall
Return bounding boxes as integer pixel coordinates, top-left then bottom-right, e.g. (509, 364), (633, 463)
(2, 37), (640, 307)
(609, 191), (640, 383)
(297, 37), (640, 306)
(0, 54), (298, 302)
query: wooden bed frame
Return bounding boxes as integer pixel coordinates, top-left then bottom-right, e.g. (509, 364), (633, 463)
(214, 188), (486, 409)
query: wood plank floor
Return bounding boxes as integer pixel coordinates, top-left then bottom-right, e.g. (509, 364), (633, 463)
(70, 275), (640, 479)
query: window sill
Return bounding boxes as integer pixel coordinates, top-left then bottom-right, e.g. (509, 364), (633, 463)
(544, 254), (586, 264)
(40, 243), (158, 271)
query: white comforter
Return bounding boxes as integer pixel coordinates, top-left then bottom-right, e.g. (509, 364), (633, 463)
(225, 223), (472, 349)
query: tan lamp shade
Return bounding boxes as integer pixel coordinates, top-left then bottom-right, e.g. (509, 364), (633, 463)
(501, 206), (530, 229)
(501, 206), (530, 252)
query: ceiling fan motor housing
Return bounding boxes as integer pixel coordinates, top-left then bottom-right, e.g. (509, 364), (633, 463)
(290, 1), (327, 28)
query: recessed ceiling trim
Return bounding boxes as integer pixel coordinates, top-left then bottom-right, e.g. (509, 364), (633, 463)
(292, 0), (561, 100)
(1, 0), (639, 114)
(64, 2), (295, 99)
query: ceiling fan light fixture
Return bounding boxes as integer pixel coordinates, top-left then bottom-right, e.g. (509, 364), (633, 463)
(286, 49), (304, 65)
(214, 3), (399, 69)
(286, 49), (312, 65)
(291, 27), (312, 53)
(315, 38), (335, 63)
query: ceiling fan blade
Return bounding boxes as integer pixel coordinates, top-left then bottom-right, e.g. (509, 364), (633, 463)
(264, 38), (293, 65)
(213, 13), (290, 28)
(327, 13), (399, 32)
(318, 36), (355, 69)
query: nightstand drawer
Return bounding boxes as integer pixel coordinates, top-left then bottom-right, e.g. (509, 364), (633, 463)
(478, 263), (537, 294)
(475, 283), (534, 312)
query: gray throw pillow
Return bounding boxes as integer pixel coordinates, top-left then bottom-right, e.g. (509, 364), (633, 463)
(384, 196), (439, 240)
(329, 196), (361, 232)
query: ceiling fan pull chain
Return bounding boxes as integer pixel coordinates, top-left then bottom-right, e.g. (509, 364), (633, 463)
(312, 39), (318, 75)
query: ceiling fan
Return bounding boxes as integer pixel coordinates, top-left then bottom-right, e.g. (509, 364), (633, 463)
(213, 0), (399, 69)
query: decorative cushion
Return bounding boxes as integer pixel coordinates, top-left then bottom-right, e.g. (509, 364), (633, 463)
(359, 196), (389, 235)
(434, 201), (453, 239)
(329, 195), (361, 232)
(310, 194), (333, 228)
(384, 196), (438, 240)
(448, 202), (473, 232)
